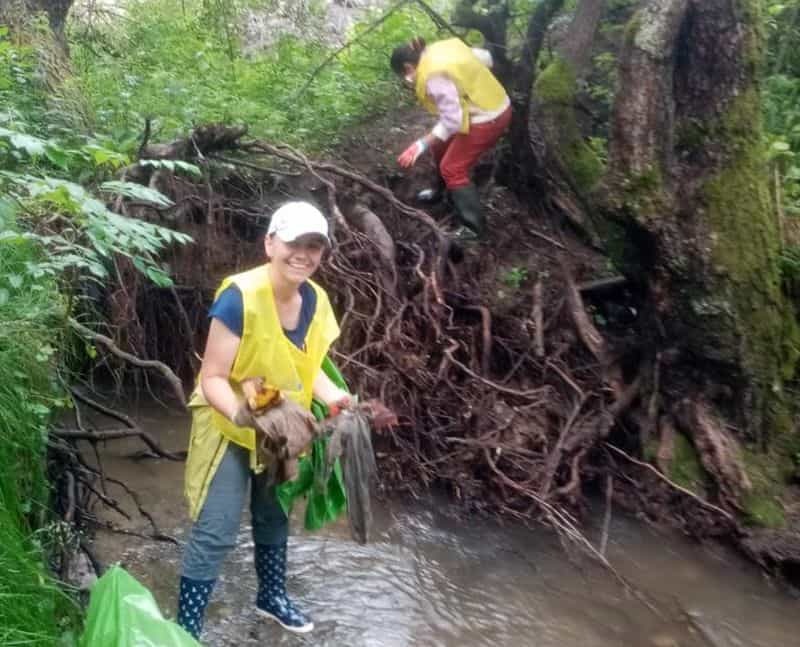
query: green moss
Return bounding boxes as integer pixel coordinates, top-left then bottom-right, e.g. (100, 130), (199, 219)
(624, 12), (642, 47)
(741, 448), (790, 528)
(669, 433), (707, 493)
(702, 87), (800, 429)
(534, 57), (604, 191)
(609, 165), (667, 226)
(742, 493), (785, 527)
(536, 56), (577, 104)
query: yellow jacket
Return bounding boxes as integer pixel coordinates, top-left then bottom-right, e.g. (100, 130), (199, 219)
(415, 38), (508, 134)
(184, 265), (340, 520)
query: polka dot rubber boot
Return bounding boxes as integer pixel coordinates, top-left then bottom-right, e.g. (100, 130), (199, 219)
(254, 542), (314, 634)
(177, 576), (215, 640)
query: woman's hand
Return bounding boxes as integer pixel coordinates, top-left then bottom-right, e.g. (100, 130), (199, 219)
(397, 138), (428, 168)
(313, 370), (354, 417)
(326, 393), (354, 417)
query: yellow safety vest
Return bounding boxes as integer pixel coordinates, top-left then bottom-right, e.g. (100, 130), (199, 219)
(415, 39), (508, 134)
(183, 264), (340, 520)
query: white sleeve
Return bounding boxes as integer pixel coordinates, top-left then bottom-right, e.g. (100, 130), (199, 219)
(471, 47), (493, 69)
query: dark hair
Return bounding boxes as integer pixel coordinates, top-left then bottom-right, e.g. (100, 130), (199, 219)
(390, 37), (426, 76)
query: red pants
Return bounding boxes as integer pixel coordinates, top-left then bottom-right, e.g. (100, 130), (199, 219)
(430, 105), (512, 189)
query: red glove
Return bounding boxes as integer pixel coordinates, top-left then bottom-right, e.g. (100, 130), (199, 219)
(327, 394), (354, 418)
(397, 139), (428, 168)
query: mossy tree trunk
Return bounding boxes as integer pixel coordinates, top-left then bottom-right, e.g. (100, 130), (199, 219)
(603, 0), (799, 502)
(526, 0), (608, 238)
(1, 0), (74, 54)
(497, 0), (798, 515)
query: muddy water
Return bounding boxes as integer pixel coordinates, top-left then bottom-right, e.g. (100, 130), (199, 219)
(88, 400), (800, 647)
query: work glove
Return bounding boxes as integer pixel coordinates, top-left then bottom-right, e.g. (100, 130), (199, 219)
(253, 398), (319, 483)
(231, 401), (258, 428)
(231, 399), (289, 458)
(397, 139), (428, 168)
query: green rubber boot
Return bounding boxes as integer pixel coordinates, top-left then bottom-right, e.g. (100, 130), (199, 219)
(450, 184), (486, 239)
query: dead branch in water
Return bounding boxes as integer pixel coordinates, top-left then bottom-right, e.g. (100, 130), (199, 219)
(69, 318), (186, 406)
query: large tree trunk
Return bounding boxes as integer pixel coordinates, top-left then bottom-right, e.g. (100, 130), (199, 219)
(1, 0), (74, 51)
(605, 0), (799, 466)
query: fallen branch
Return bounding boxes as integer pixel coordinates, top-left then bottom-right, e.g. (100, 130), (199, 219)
(69, 318), (186, 406)
(603, 442), (735, 523)
(483, 447), (663, 618)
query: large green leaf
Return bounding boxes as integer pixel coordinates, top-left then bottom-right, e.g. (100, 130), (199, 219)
(0, 127), (47, 156)
(99, 180), (174, 207)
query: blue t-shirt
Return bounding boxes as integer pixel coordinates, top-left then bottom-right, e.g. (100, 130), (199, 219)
(208, 282), (317, 349)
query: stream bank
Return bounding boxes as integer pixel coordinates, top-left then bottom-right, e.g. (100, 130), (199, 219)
(84, 397), (800, 647)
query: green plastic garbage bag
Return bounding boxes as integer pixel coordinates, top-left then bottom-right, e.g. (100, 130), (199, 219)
(276, 356), (348, 530)
(80, 565), (199, 647)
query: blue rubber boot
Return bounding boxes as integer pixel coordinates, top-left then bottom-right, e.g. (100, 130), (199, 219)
(176, 576), (215, 639)
(254, 542), (314, 634)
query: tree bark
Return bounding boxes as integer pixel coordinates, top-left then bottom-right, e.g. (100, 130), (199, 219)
(504, 0), (565, 201)
(508, 0), (606, 239)
(452, 0), (511, 85)
(1, 0), (74, 53)
(605, 0), (799, 443)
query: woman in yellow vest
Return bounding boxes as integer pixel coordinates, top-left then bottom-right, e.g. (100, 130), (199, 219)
(392, 37), (512, 240)
(176, 202), (351, 640)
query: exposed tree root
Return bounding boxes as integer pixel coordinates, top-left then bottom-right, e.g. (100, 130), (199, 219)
(60, 121), (770, 588)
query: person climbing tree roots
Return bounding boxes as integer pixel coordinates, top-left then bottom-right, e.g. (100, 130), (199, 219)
(391, 36), (512, 240)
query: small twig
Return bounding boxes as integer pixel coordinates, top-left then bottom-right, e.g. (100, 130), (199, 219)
(643, 352), (661, 446)
(532, 278), (544, 357)
(462, 305), (492, 375)
(137, 117), (152, 159)
(444, 346), (546, 399)
(69, 318), (186, 406)
(600, 474), (613, 556)
(483, 448), (663, 618)
(67, 389), (184, 461)
(522, 224), (567, 250)
(57, 426), (184, 462)
(410, 0), (466, 40)
(207, 153), (302, 177)
(290, 0), (412, 103)
(539, 395), (587, 496)
(603, 443), (735, 523)
(577, 276), (627, 296)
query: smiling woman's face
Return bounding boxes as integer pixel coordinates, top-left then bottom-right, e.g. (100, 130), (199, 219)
(265, 233), (326, 285)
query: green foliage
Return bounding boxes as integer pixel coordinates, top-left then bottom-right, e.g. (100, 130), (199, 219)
(70, 0), (437, 148)
(0, 25), (194, 643)
(501, 266), (529, 289)
(763, 1), (800, 217)
(741, 446), (793, 528)
(0, 211), (79, 645)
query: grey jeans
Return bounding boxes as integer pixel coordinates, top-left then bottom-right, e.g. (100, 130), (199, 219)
(181, 442), (288, 581)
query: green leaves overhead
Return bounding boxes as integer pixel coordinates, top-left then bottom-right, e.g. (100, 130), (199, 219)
(100, 180), (175, 207)
(1, 172), (191, 287)
(0, 127), (47, 156)
(138, 158), (202, 177)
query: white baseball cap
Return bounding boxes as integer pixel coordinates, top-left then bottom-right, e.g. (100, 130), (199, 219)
(267, 202), (330, 244)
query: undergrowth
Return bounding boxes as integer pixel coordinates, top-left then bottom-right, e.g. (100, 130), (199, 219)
(70, 0), (439, 149)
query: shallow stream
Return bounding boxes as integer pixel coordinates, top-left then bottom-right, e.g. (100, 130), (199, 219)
(88, 399), (800, 647)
